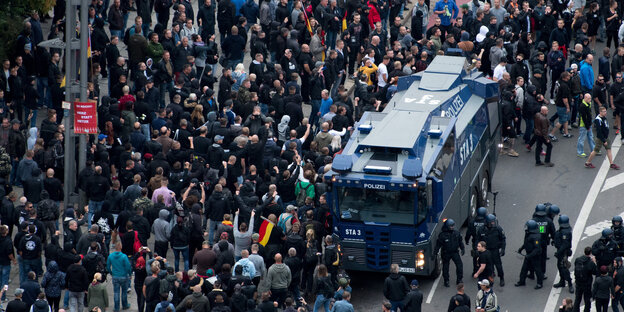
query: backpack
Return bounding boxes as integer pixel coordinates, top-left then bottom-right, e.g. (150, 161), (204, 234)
(305, 243), (319, 266)
(277, 214), (294, 233)
(296, 182), (312, 206)
(44, 148), (56, 169)
(574, 256), (591, 283)
(144, 275), (162, 303)
(0, 147), (11, 177)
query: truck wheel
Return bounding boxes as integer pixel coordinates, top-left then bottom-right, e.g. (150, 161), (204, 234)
(470, 188), (478, 218)
(430, 251), (442, 278)
(479, 173), (489, 207)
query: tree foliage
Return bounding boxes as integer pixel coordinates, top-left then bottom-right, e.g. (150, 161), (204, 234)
(0, 0), (56, 61)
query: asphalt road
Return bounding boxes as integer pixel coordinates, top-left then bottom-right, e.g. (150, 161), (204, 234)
(15, 1), (624, 312)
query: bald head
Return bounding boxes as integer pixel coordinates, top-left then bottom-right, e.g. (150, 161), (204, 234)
(46, 168), (54, 178)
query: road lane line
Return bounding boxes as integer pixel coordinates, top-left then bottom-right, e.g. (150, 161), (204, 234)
(544, 140), (622, 312)
(425, 273), (442, 304)
(601, 171), (624, 192)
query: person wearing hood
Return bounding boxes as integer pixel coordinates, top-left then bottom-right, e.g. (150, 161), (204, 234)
(41, 260), (65, 312)
(151, 209), (171, 258)
(37, 190), (58, 243)
(277, 115), (290, 143)
(16, 150), (39, 187)
(87, 272), (109, 312)
(30, 293), (51, 312)
(579, 54), (594, 93)
(266, 253), (291, 307)
(435, 219), (465, 287)
(214, 238), (235, 274)
(23, 167), (43, 206)
(170, 216), (191, 272)
(106, 242), (132, 312)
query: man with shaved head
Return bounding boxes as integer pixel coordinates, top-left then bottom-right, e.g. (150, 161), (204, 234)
(266, 253), (291, 307)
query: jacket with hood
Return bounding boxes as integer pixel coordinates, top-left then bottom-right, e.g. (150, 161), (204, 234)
(383, 273), (409, 301)
(106, 250), (132, 278)
(152, 209), (171, 242)
(266, 262), (292, 289)
(233, 214), (254, 257)
(87, 281), (109, 311)
(8, 126), (26, 159)
(66, 263), (89, 292)
(23, 168), (43, 204)
(277, 116), (290, 142)
(41, 261), (66, 297)
(31, 299), (51, 312)
(37, 191), (58, 221)
(16, 158), (39, 185)
(170, 222), (190, 248)
(579, 60), (594, 91)
(214, 240), (235, 274)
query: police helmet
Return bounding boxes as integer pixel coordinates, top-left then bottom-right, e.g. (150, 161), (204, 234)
(558, 215), (570, 228)
(534, 204), (547, 216)
(485, 214), (497, 225)
(525, 220), (539, 233)
(548, 205), (560, 216)
(476, 207), (487, 218)
(602, 228), (614, 239)
(613, 215), (623, 226)
(445, 219), (456, 229)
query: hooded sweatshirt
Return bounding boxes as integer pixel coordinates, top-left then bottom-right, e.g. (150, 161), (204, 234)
(41, 261), (66, 297)
(27, 127), (37, 150)
(152, 209), (171, 242)
(278, 115), (290, 141)
(266, 263), (291, 289)
(31, 299), (51, 312)
(106, 251), (132, 278)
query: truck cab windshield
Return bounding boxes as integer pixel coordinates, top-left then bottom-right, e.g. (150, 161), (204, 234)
(337, 187), (427, 225)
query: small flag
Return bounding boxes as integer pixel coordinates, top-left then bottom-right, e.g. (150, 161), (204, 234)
(302, 8), (314, 37)
(87, 31), (92, 58)
(258, 217), (275, 246)
(342, 10), (348, 32)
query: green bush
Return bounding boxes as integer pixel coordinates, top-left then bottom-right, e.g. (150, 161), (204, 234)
(0, 0), (56, 61)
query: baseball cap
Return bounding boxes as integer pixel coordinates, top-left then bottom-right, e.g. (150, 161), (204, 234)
(411, 279), (419, 286)
(460, 3), (469, 9)
(286, 205), (297, 212)
(571, 63), (578, 69)
(14, 288), (24, 296)
(98, 134), (108, 140)
(214, 134), (224, 141)
(10, 119), (20, 124)
(478, 279), (490, 286)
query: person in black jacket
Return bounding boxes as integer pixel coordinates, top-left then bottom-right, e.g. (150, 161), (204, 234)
(217, 0), (236, 43)
(435, 219), (465, 287)
(383, 264), (410, 311)
(593, 265), (614, 312)
(66, 257), (89, 312)
(6, 288), (29, 312)
(573, 247), (598, 312)
(19, 225), (43, 284)
(403, 280), (423, 312)
(553, 215), (575, 294)
(19, 271), (40, 308)
(86, 166), (111, 227)
(515, 220), (544, 289)
(170, 216), (191, 272)
(197, 0), (216, 38)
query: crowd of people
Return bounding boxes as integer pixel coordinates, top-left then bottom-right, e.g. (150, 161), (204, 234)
(1, 0), (624, 309)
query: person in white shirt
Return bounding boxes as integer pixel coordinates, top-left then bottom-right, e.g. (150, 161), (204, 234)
(377, 56), (390, 88)
(493, 59), (507, 81)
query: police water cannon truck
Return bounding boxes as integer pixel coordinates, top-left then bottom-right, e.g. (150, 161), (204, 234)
(325, 56), (501, 276)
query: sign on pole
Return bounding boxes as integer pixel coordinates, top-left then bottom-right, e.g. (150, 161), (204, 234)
(74, 101), (98, 133)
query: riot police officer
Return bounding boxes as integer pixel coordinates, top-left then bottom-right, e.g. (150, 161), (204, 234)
(435, 219), (465, 287)
(532, 204), (555, 276)
(612, 216), (624, 254)
(465, 207), (487, 275)
(592, 228), (618, 267)
(515, 220), (544, 289)
(553, 215), (574, 294)
(546, 204), (560, 222)
(476, 214), (506, 286)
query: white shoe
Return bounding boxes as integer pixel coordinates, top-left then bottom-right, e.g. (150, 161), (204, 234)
(550, 99), (555, 105)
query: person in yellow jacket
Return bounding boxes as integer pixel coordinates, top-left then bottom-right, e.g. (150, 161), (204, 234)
(358, 59), (378, 86)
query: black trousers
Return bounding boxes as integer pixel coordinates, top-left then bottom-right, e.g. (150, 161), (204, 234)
(347, 47), (359, 76)
(607, 31), (619, 49)
(540, 244), (548, 274)
(154, 240), (168, 258)
(442, 252), (463, 283)
(489, 249), (504, 279)
(519, 255), (543, 284)
(535, 136), (553, 164)
(573, 284), (592, 312)
(556, 254), (572, 284)
(270, 288), (288, 308)
(135, 284), (145, 312)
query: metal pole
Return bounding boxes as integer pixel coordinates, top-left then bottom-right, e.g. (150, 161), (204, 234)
(78, 1), (88, 177)
(63, 0), (75, 206)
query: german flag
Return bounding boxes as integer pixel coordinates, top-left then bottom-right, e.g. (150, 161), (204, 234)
(258, 217), (275, 246)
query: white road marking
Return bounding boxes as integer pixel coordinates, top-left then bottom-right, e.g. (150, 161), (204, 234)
(601, 171), (624, 192)
(543, 140), (622, 312)
(425, 273), (442, 304)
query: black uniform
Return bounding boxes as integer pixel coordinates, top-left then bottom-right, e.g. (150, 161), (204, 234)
(532, 213), (555, 274)
(465, 215), (486, 274)
(592, 236), (618, 267)
(553, 227), (573, 289)
(517, 230), (544, 287)
(613, 224), (624, 254)
(476, 224), (506, 283)
(435, 225), (465, 285)
(572, 254), (597, 312)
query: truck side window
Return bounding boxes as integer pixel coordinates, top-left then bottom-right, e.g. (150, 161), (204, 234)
(433, 132), (455, 177)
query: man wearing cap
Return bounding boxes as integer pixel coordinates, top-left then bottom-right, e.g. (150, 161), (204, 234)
(475, 279), (497, 312)
(278, 205), (298, 234)
(6, 288), (28, 312)
(403, 280), (423, 312)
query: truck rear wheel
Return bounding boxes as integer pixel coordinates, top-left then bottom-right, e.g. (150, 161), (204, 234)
(430, 251), (442, 278)
(479, 173), (489, 207)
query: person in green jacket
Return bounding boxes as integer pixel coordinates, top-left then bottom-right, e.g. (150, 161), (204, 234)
(146, 33), (164, 64)
(87, 273), (109, 312)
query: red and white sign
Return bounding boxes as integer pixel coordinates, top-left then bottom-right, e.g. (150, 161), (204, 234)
(74, 101), (98, 134)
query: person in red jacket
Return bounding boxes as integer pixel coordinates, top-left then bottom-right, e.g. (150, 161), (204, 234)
(368, 0), (381, 28)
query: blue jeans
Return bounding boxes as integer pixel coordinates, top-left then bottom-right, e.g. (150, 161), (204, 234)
(88, 200), (103, 227)
(310, 99), (321, 127)
(69, 291), (84, 312)
(389, 300), (404, 312)
(613, 292), (624, 312)
(10, 158), (20, 186)
(326, 31), (337, 50)
(112, 276), (129, 311)
(122, 13), (129, 40)
(17, 255), (24, 285)
(141, 123), (151, 142)
(0, 265), (10, 300)
(22, 258), (43, 281)
(577, 126), (595, 155)
(37, 77), (50, 108)
(208, 219), (219, 245)
(159, 81), (173, 108)
(228, 58), (244, 71)
(172, 247), (189, 272)
(313, 294), (331, 312)
(110, 30), (123, 41)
